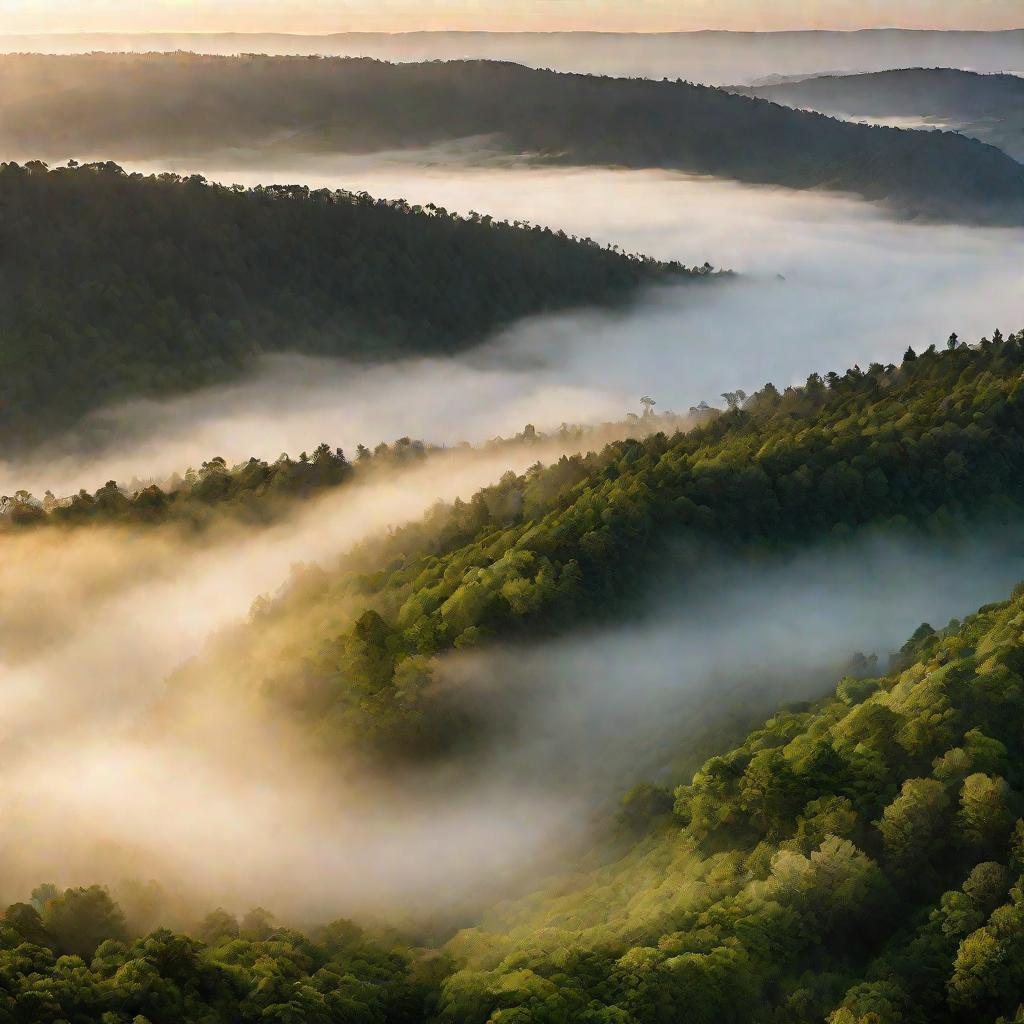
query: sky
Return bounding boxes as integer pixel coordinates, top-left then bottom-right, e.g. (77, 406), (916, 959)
(1, 0), (1021, 34)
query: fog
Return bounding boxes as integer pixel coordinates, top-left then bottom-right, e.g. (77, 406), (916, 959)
(2, 132), (1023, 937)
(0, 441), (602, 924)
(4, 479), (1024, 926)
(4, 162), (1020, 498)
(2, 30), (1022, 84)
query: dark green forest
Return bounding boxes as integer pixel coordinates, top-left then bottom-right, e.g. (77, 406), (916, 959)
(3, 53), (1024, 221)
(737, 67), (1024, 162)
(0, 160), (700, 445)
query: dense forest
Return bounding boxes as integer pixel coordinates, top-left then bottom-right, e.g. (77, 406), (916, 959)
(737, 68), (1024, 162)
(3, 54), (1024, 222)
(436, 580), (1024, 1023)
(180, 328), (1024, 758)
(5, 334), (1024, 1021)
(0, 884), (444, 1021)
(0, 161), (700, 446)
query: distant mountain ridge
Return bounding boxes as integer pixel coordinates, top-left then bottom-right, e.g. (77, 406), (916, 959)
(737, 67), (1024, 161)
(2, 54), (1024, 223)
(1, 28), (1022, 84)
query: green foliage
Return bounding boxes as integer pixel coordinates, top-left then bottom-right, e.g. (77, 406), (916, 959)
(436, 586), (1024, 1023)
(0, 889), (440, 1023)
(0, 440), (416, 532)
(241, 328), (1024, 756)
(0, 160), (699, 445)
(39, 885), (129, 960)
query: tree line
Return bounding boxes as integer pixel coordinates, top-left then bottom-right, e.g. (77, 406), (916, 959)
(0, 439), (425, 531)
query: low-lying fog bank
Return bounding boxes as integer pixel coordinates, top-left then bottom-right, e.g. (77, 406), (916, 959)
(4, 162), (1020, 498)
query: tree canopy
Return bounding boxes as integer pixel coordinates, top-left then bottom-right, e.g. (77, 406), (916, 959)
(435, 581), (1024, 1024)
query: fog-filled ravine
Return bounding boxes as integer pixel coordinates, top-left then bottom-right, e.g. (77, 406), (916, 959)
(5, 159), (1020, 496)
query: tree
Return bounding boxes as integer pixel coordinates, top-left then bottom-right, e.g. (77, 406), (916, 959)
(958, 773), (1016, 851)
(876, 778), (950, 876)
(41, 886), (128, 959)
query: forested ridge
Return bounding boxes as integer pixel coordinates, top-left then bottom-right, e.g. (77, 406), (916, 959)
(736, 67), (1024, 162)
(0, 439), (424, 531)
(3, 53), (1024, 222)
(204, 328), (1024, 757)
(0, 161), (700, 446)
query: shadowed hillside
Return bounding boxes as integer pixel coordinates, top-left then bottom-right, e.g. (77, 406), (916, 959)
(737, 68), (1024, 162)
(0, 160), (702, 447)
(2, 54), (1024, 222)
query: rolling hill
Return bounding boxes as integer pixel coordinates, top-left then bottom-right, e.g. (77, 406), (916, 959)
(737, 68), (1024, 162)
(0, 160), (700, 447)
(5, 330), (1024, 1022)
(2, 54), (1024, 223)
(2, 28), (1023, 83)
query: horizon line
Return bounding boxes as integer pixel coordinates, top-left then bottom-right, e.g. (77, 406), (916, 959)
(3, 27), (1023, 38)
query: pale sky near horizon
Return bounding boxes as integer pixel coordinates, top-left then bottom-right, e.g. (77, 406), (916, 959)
(1, 0), (1021, 34)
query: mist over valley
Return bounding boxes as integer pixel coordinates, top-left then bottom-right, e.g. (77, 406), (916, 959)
(0, 16), (1023, 1024)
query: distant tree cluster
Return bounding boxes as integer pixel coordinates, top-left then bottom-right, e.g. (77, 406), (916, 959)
(0, 438), (427, 532)
(0, 160), (702, 446)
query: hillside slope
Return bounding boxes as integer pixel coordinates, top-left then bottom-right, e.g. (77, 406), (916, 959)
(7, 336), (1024, 1021)
(0, 161), (699, 446)
(3, 54), (1024, 222)
(737, 68), (1024, 162)
(439, 584), (1024, 1024)
(161, 328), (1024, 759)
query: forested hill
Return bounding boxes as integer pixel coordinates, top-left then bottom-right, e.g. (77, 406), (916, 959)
(438, 581), (1024, 1024)
(4, 53), (1024, 222)
(0, 161), (699, 447)
(736, 68), (1024, 162)
(184, 327), (1024, 759)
